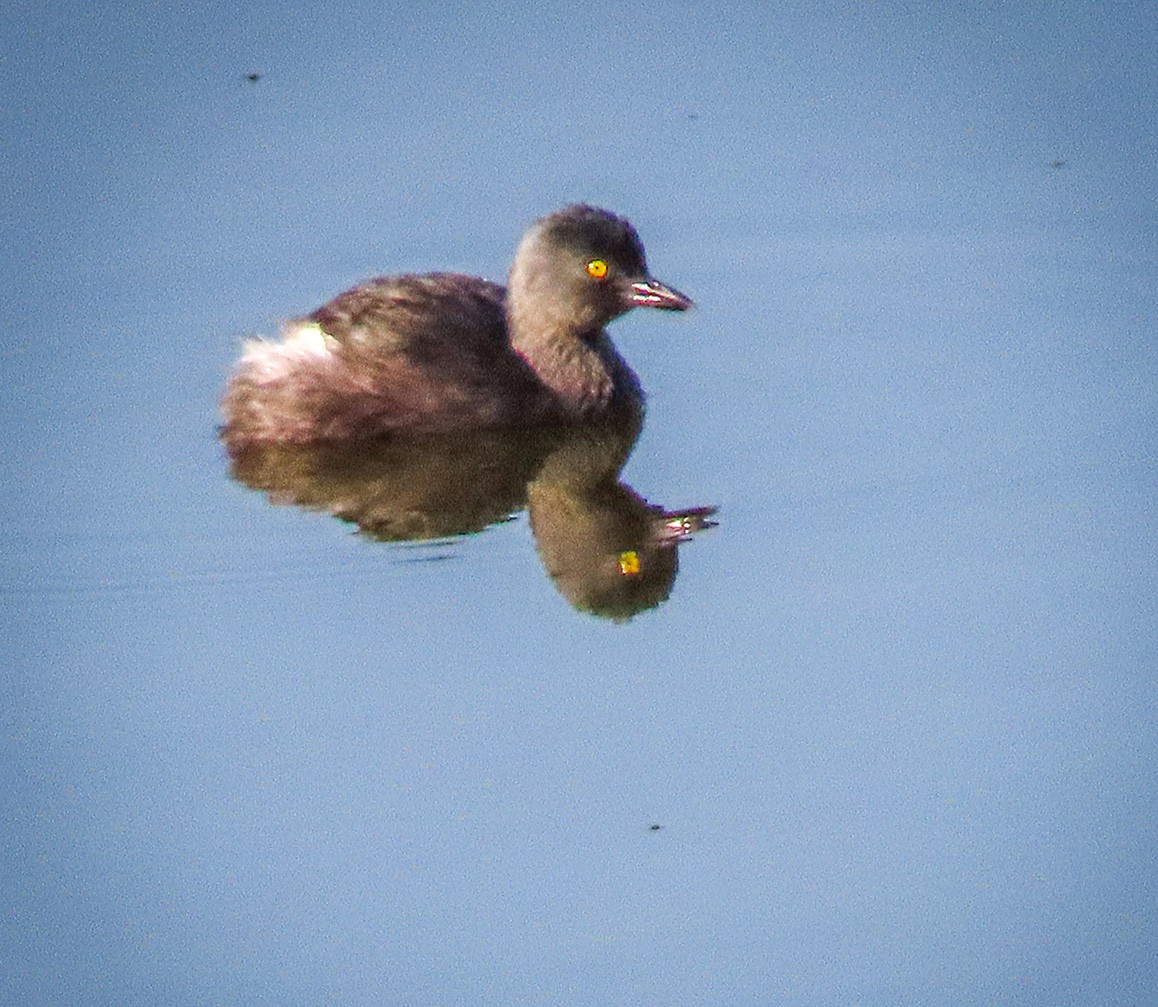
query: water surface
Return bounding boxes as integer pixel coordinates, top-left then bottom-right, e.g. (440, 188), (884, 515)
(3, 2), (1155, 1004)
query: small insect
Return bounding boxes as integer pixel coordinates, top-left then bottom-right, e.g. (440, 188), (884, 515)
(244, 72), (263, 84)
(1049, 159), (1068, 170)
(648, 823), (663, 831)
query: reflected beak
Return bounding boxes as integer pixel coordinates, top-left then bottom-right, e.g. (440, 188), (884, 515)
(629, 277), (693, 311)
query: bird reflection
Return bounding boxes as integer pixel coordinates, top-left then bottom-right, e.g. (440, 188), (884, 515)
(226, 418), (715, 620)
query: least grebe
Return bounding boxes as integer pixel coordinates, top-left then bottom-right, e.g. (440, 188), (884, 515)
(221, 205), (691, 448)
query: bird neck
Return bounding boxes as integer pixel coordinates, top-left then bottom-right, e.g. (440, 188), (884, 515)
(507, 301), (618, 414)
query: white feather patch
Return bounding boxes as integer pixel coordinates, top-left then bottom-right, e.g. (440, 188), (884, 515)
(239, 321), (338, 382)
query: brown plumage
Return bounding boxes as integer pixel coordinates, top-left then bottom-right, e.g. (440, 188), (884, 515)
(220, 205), (691, 450)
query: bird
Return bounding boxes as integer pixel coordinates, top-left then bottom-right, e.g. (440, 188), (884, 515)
(221, 205), (691, 449)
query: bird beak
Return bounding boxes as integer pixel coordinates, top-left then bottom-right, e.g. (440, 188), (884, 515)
(629, 278), (693, 311)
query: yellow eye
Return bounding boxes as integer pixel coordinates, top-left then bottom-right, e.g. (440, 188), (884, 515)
(586, 258), (609, 280)
(617, 550), (641, 576)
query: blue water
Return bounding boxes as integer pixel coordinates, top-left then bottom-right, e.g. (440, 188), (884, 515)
(3, 2), (1155, 1004)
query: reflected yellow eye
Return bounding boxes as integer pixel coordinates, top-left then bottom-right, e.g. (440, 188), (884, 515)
(617, 550), (641, 576)
(586, 258), (609, 280)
